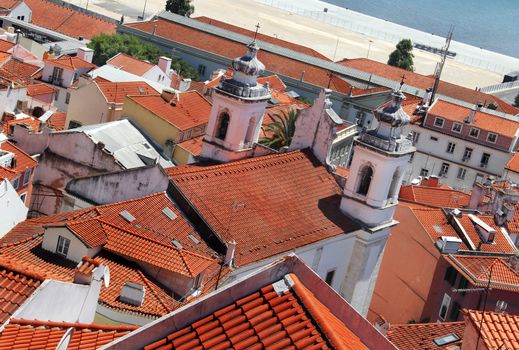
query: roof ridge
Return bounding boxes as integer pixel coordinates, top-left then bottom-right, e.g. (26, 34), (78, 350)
(389, 321), (465, 328)
(0, 257), (45, 281)
(10, 318), (139, 331)
(135, 269), (172, 314)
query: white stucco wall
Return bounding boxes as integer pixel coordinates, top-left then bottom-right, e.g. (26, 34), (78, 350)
(8, 2), (31, 22)
(66, 82), (111, 128)
(0, 179), (28, 237)
(42, 226), (99, 263)
(0, 87), (27, 116)
(142, 66), (172, 87)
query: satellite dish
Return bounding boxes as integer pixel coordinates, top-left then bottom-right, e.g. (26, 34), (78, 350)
(103, 266), (110, 288)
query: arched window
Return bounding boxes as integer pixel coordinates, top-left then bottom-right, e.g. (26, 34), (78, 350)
(387, 169), (401, 200)
(216, 112), (230, 140)
(357, 165), (373, 196)
(244, 117), (257, 145)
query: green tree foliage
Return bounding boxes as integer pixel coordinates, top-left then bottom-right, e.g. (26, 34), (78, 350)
(87, 33), (199, 81)
(165, 0), (194, 17)
(514, 92), (519, 107)
(260, 109), (299, 150)
(388, 39), (415, 72)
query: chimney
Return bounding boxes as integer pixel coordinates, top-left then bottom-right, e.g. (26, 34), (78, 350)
(300, 71), (305, 82)
(422, 87), (433, 106)
(467, 102), (482, 124)
(158, 56), (172, 74)
(225, 240), (236, 266)
(77, 47), (94, 63)
(74, 256), (100, 285)
(468, 214), (496, 243)
(161, 87), (176, 103)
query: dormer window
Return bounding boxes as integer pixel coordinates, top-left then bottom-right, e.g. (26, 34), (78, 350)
(434, 117), (445, 128)
(469, 127), (480, 138)
(56, 236), (71, 256)
(357, 165), (373, 196)
(216, 112), (230, 141)
(487, 133), (498, 143)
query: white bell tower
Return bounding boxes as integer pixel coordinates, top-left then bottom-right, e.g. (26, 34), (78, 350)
(340, 90), (415, 229)
(201, 41), (271, 163)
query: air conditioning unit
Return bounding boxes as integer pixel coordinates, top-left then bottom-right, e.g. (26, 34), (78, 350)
(436, 236), (462, 254)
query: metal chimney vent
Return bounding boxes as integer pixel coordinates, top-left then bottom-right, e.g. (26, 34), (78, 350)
(120, 282), (145, 306)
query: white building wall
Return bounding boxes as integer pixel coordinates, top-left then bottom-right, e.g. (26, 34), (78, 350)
(0, 179), (28, 238)
(405, 125), (511, 190)
(142, 66), (172, 87)
(42, 227), (99, 263)
(0, 87), (27, 116)
(8, 2), (32, 22)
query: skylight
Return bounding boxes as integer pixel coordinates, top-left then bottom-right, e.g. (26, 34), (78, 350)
(433, 333), (460, 346)
(433, 225), (444, 234)
(172, 239), (183, 249)
(119, 210), (136, 223)
(162, 207), (177, 220)
(188, 234), (200, 244)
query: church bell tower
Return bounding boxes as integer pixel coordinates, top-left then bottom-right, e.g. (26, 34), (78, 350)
(201, 40), (271, 163)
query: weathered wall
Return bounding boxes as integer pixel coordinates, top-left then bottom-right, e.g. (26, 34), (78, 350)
(66, 82), (110, 128)
(0, 179), (28, 237)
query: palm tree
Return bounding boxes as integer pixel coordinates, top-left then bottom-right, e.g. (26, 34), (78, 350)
(260, 109), (299, 150)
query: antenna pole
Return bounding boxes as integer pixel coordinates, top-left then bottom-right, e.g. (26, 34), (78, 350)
(430, 26), (454, 104)
(475, 262), (494, 350)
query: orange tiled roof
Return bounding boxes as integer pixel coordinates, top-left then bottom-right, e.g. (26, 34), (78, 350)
(0, 40), (14, 52)
(446, 255), (519, 292)
(46, 112), (67, 131)
(144, 273), (368, 350)
(0, 0), (20, 10)
(466, 310), (519, 350)
(96, 81), (158, 104)
(168, 149), (360, 267)
(457, 214), (516, 254)
(1, 116), (41, 135)
(0, 58), (41, 84)
(428, 99), (519, 137)
(506, 153), (519, 173)
(176, 135), (204, 157)
(25, 83), (55, 96)
(0, 258), (43, 324)
(399, 184), (471, 208)
(24, 0), (116, 39)
(45, 55), (96, 70)
(125, 19), (351, 93)
(387, 321), (465, 350)
(194, 16), (331, 61)
(107, 53), (155, 76)
(128, 91), (211, 131)
(338, 58), (519, 114)
(0, 141), (38, 181)
(0, 319), (137, 350)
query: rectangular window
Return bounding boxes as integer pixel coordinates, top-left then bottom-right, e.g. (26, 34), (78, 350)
(430, 136), (438, 141)
(446, 142), (456, 154)
(325, 269), (336, 286)
(56, 236), (71, 256)
(444, 266), (458, 286)
(54, 89), (59, 101)
(469, 127), (480, 138)
(22, 169), (31, 185)
(462, 148), (473, 162)
(411, 131), (420, 145)
(65, 92), (71, 104)
(434, 117), (445, 128)
(481, 153), (490, 168)
(451, 122), (462, 133)
(439, 163), (450, 177)
(439, 293), (451, 321)
(197, 64), (206, 76)
(420, 168), (429, 177)
(19, 192), (26, 204)
(12, 176), (19, 189)
(457, 168), (467, 180)
(487, 133), (498, 143)
(450, 301), (461, 321)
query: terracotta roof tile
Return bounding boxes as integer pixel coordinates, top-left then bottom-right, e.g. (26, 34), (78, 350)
(399, 184), (471, 208)
(410, 207), (469, 248)
(107, 53), (155, 76)
(0, 319), (137, 350)
(176, 135), (204, 157)
(25, 83), (55, 96)
(128, 91), (211, 131)
(0, 0), (21, 10)
(338, 58), (519, 114)
(456, 214), (516, 253)
(446, 255), (519, 292)
(506, 153), (519, 174)
(1, 116), (41, 135)
(466, 310), (519, 350)
(428, 99), (519, 138)
(143, 273), (368, 350)
(387, 321), (465, 350)
(168, 149), (360, 267)
(96, 81), (158, 104)
(45, 55), (96, 70)
(46, 112), (67, 131)
(0, 141), (38, 181)
(24, 0), (116, 39)
(0, 58), (41, 84)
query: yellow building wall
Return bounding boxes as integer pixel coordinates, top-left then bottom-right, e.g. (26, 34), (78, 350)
(172, 145), (195, 165)
(122, 96), (181, 156)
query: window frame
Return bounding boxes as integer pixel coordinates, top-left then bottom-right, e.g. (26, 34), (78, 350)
(22, 169), (31, 185)
(439, 163), (450, 178)
(487, 132), (498, 143)
(481, 153), (491, 168)
(462, 148), (473, 162)
(446, 142), (456, 154)
(12, 176), (19, 189)
(56, 235), (71, 256)
(469, 127), (480, 138)
(434, 117), (445, 128)
(420, 168), (429, 177)
(457, 167), (467, 180)
(438, 293), (452, 321)
(325, 269), (336, 286)
(451, 122), (462, 133)
(19, 192), (27, 204)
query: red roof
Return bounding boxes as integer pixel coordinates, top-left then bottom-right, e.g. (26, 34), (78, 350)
(387, 321), (465, 350)
(0, 141), (38, 181)
(46, 112), (67, 131)
(144, 273), (368, 350)
(0, 319), (137, 350)
(446, 255), (519, 292)
(24, 0), (116, 39)
(107, 53), (155, 76)
(0, 259), (43, 324)
(506, 153), (519, 173)
(25, 83), (55, 96)
(0, 0), (20, 10)
(194, 16), (331, 61)
(466, 310), (519, 350)
(168, 149), (359, 267)
(45, 55), (95, 70)
(0, 58), (41, 84)
(127, 91), (211, 131)
(1, 116), (40, 135)
(0, 39), (14, 52)
(125, 19), (348, 92)
(428, 99), (519, 138)
(96, 81), (158, 104)
(338, 58), (519, 114)
(176, 135), (204, 157)
(399, 184), (471, 208)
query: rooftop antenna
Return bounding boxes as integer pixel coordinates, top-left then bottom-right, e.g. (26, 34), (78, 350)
(430, 25), (454, 104)
(399, 74), (406, 90)
(253, 23), (261, 42)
